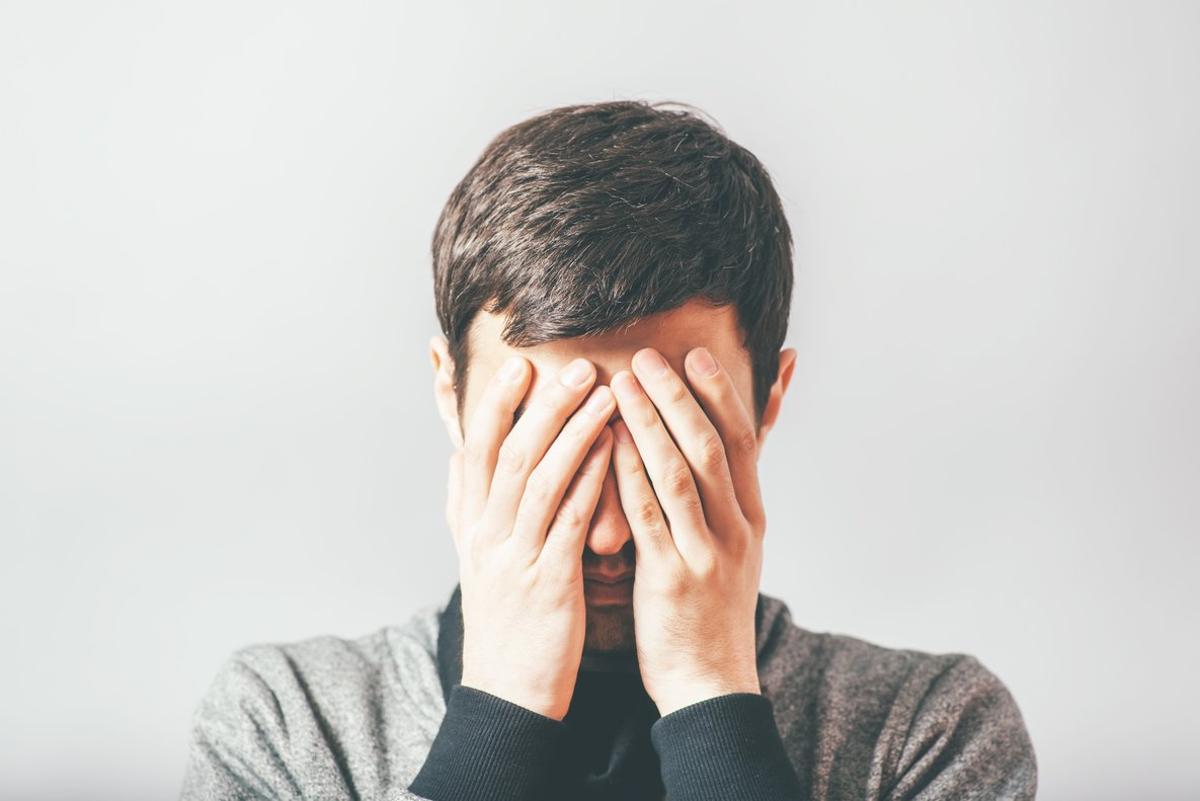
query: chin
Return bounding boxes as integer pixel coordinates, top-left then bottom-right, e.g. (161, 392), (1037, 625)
(583, 604), (636, 652)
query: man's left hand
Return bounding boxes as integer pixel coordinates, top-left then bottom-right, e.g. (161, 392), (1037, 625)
(609, 346), (765, 717)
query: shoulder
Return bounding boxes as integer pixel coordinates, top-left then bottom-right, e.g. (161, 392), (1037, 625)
(756, 593), (1037, 800)
(756, 592), (965, 704)
(183, 600), (448, 799)
(757, 591), (1027, 721)
(211, 599), (444, 720)
(225, 600), (444, 714)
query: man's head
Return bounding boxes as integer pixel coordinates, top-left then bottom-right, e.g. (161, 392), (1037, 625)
(428, 100), (796, 652)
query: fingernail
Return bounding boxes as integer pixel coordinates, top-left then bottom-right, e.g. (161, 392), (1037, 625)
(690, 347), (718, 377)
(560, 358), (593, 388)
(499, 356), (525, 382)
(584, 387), (613, 415)
(634, 349), (669, 377)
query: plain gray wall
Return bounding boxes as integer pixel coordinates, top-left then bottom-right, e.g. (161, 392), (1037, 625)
(1, 2), (1196, 799)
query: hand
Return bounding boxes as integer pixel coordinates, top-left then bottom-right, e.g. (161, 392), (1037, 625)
(609, 346), (765, 716)
(445, 355), (615, 720)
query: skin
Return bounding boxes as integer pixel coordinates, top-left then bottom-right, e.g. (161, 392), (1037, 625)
(429, 298), (797, 718)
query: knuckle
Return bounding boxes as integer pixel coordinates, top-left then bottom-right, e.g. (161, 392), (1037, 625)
(537, 390), (565, 414)
(680, 491), (705, 519)
(548, 382), (582, 412)
(752, 510), (767, 538)
(662, 462), (695, 497)
(632, 498), (661, 527)
(692, 552), (718, 580)
(495, 441), (527, 475)
(553, 501), (586, 531)
(665, 379), (689, 405)
(732, 427), (758, 457)
(522, 471), (554, 507)
(618, 451), (645, 477)
(697, 432), (727, 471)
(663, 562), (688, 591)
(463, 441), (490, 468)
(463, 527), (489, 563)
(636, 407), (660, 428)
(563, 415), (593, 446)
(510, 505), (539, 539)
(725, 529), (750, 558)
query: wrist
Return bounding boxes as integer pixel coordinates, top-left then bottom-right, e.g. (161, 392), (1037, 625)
(459, 674), (571, 721)
(654, 675), (761, 717)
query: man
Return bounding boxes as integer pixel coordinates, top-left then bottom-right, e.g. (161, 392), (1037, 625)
(181, 100), (1037, 801)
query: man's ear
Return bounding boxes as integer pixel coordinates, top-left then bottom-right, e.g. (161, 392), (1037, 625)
(756, 347), (798, 448)
(429, 335), (464, 449)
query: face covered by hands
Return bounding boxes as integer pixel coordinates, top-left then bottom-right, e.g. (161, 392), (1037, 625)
(431, 300), (796, 719)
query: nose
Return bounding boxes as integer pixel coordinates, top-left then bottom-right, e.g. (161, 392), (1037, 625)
(584, 460), (633, 556)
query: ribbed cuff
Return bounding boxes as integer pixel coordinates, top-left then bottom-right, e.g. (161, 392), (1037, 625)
(651, 693), (803, 801)
(408, 684), (567, 801)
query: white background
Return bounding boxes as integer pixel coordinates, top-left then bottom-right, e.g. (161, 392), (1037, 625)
(2, 2), (1197, 800)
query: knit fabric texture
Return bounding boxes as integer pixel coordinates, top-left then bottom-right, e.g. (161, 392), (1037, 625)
(180, 587), (1038, 800)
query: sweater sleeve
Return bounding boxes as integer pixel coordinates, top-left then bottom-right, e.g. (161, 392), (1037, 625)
(407, 684), (568, 801)
(887, 655), (1038, 801)
(650, 692), (804, 801)
(180, 652), (434, 801)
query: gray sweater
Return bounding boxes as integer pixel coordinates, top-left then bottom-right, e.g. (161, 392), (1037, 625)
(180, 590), (1037, 800)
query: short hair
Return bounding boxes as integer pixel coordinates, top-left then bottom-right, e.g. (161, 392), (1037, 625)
(432, 99), (794, 424)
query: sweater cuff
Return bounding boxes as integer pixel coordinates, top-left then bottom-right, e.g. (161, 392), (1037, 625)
(408, 684), (566, 801)
(651, 692), (803, 801)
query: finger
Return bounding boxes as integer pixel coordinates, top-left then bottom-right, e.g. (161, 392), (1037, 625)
(609, 370), (708, 546)
(460, 355), (532, 524)
(482, 358), (597, 536)
(610, 370), (710, 558)
(610, 420), (679, 563)
(683, 347), (764, 527)
(509, 385), (615, 554)
(540, 426), (613, 571)
(630, 347), (744, 534)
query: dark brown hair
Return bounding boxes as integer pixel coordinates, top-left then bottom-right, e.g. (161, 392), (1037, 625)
(432, 100), (793, 424)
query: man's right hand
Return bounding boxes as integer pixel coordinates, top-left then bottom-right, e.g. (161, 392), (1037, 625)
(445, 355), (614, 721)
